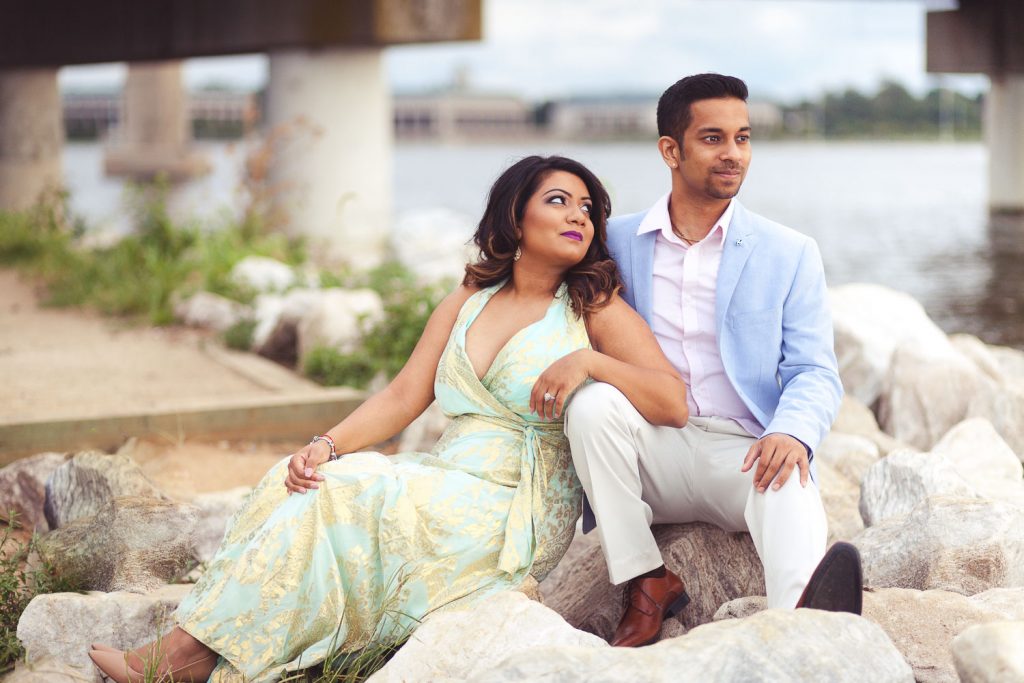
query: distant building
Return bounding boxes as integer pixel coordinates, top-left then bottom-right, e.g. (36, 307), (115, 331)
(547, 96), (658, 140)
(394, 89), (533, 141)
(62, 90), (259, 140)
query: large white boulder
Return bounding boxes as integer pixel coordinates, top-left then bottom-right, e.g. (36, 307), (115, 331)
(368, 591), (606, 683)
(829, 283), (950, 407)
(229, 255), (296, 293)
(480, 609), (913, 683)
(859, 448), (979, 526)
(931, 418), (1024, 504)
(878, 340), (995, 451)
(16, 585), (192, 674)
(173, 291), (250, 332)
(968, 383), (1024, 463)
(296, 288), (384, 363)
(951, 621), (1024, 683)
(854, 496), (1024, 595)
(816, 459), (864, 543)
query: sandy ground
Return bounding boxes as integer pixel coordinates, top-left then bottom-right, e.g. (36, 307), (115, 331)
(0, 268), (341, 491)
(0, 268), (320, 424)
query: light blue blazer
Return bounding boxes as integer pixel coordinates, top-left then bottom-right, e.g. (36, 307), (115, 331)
(607, 199), (843, 454)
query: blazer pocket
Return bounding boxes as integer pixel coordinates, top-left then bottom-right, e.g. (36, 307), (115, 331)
(727, 306), (781, 330)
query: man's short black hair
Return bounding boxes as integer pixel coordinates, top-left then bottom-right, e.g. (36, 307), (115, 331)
(657, 73), (748, 142)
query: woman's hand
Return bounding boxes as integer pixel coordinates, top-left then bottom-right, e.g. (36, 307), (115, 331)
(284, 441), (330, 494)
(531, 349), (593, 420)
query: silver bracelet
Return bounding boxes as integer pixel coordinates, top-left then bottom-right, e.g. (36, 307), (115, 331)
(310, 434), (338, 461)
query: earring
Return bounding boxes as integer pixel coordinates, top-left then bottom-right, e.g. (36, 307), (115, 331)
(513, 245), (522, 261)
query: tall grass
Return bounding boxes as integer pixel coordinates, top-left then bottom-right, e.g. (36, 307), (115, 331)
(0, 184), (304, 325)
(0, 513), (82, 673)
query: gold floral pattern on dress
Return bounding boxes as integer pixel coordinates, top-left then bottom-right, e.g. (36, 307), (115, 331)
(177, 282), (588, 682)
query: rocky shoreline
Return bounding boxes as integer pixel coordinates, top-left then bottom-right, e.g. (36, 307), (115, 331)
(3, 282), (1024, 682)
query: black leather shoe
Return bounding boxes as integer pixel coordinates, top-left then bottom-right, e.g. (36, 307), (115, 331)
(796, 541), (863, 614)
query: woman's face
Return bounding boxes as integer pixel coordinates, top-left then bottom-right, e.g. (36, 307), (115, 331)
(517, 170), (595, 269)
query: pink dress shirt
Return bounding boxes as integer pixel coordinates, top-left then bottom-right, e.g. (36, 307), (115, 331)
(638, 193), (762, 437)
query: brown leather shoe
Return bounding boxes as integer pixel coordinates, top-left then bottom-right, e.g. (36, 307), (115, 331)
(796, 541), (863, 614)
(610, 568), (691, 647)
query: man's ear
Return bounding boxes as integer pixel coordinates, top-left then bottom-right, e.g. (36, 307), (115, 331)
(658, 136), (682, 168)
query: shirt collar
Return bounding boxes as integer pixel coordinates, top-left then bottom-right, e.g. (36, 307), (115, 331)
(637, 193), (735, 246)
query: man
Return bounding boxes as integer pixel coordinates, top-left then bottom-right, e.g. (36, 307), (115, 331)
(565, 73), (860, 648)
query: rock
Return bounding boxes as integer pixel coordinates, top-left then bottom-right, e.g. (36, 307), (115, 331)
(368, 591), (606, 683)
(816, 432), (880, 484)
(858, 449), (979, 526)
(878, 340), (995, 451)
(711, 596), (766, 621)
(189, 486), (251, 564)
(831, 396), (903, 455)
(854, 496), (1024, 595)
(16, 584), (191, 674)
(252, 287), (323, 363)
(44, 451), (166, 530)
(817, 459), (864, 543)
(36, 496), (198, 592)
(931, 418), (1024, 504)
(229, 255), (296, 294)
(862, 587), (1007, 683)
(951, 621), (1024, 683)
(173, 291), (250, 333)
(1, 657), (95, 682)
(396, 402), (450, 453)
(829, 283), (950, 408)
(968, 587), (1024, 619)
(541, 523), (765, 638)
(968, 383), (1024, 463)
(0, 452), (69, 531)
(296, 288), (383, 363)
(480, 608), (913, 683)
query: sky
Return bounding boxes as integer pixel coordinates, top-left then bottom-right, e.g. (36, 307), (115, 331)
(58, 0), (987, 103)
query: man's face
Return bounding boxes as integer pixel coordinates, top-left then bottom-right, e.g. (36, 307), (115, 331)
(676, 97), (751, 201)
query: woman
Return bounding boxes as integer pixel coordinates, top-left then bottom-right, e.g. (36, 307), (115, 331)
(90, 156), (688, 682)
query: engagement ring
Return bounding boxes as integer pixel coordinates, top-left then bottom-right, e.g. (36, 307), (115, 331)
(543, 392), (556, 402)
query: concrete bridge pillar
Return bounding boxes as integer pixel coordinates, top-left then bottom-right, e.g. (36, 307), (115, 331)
(104, 61), (207, 181)
(265, 47), (391, 265)
(0, 68), (62, 211)
(986, 75), (1024, 214)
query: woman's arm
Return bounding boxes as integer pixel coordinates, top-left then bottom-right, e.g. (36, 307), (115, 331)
(530, 295), (688, 427)
(285, 285), (476, 493)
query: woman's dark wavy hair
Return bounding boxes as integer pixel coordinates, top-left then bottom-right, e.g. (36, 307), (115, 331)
(462, 155), (620, 317)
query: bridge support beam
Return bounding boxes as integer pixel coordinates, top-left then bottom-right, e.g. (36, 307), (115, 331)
(104, 61), (207, 181)
(986, 75), (1024, 214)
(265, 47), (391, 264)
(0, 68), (62, 211)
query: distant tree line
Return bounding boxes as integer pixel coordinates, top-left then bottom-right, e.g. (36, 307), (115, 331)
(780, 80), (983, 140)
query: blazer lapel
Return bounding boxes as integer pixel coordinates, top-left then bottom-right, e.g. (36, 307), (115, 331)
(715, 202), (758, 337)
(630, 230), (657, 325)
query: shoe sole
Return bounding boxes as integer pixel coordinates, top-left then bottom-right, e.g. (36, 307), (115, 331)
(801, 542), (863, 614)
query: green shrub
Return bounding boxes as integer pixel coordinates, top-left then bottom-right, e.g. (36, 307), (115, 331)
(0, 515), (82, 673)
(303, 262), (450, 389)
(0, 185), (305, 325)
(223, 318), (258, 351)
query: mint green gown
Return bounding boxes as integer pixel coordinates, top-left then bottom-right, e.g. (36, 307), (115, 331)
(175, 283), (587, 682)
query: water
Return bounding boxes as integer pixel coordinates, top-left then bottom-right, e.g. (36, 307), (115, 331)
(62, 140), (1023, 348)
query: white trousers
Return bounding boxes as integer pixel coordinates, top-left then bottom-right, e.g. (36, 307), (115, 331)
(565, 382), (827, 609)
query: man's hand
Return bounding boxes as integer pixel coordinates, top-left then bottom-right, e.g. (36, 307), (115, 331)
(284, 441), (329, 494)
(740, 432), (809, 493)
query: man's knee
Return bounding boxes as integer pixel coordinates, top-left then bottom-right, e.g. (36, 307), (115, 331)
(565, 382), (636, 438)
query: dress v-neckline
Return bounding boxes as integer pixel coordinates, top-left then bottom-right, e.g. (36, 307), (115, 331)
(462, 282), (564, 383)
